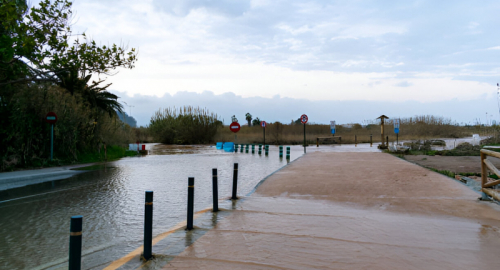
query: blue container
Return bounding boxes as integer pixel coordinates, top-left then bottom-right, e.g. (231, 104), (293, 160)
(223, 142), (235, 152)
(216, 142), (224, 150)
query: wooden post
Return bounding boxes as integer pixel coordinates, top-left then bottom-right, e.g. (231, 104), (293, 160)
(381, 119), (385, 147)
(377, 115), (389, 148)
(481, 151), (487, 189)
(480, 151), (490, 200)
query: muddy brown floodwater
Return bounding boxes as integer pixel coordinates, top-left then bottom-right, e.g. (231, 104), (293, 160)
(163, 152), (500, 269)
(0, 145), (304, 270)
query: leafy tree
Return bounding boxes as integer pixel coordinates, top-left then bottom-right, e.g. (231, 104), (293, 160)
(245, 112), (252, 126)
(252, 117), (261, 126)
(1, 0), (133, 122)
(1, 0), (137, 87)
(0, 0), (138, 169)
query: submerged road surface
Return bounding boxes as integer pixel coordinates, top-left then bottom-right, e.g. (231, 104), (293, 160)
(162, 152), (500, 269)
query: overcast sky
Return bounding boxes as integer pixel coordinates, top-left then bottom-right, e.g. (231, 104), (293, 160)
(34, 0), (500, 126)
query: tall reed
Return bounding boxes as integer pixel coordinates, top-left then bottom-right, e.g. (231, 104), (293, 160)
(149, 106), (221, 144)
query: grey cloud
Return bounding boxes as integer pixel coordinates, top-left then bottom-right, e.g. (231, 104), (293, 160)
(37, 0), (500, 84)
(113, 90), (497, 127)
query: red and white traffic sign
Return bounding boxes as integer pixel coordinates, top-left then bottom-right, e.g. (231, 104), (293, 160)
(229, 122), (241, 133)
(45, 112), (58, 124)
(300, 114), (308, 124)
(261, 121), (267, 128)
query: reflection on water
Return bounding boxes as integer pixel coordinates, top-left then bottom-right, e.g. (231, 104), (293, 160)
(0, 145), (304, 270)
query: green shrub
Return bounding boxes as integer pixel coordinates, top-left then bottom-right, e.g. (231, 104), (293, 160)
(149, 106), (221, 144)
(442, 142), (481, 156)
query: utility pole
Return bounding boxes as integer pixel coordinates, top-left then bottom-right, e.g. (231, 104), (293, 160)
(123, 101), (134, 116)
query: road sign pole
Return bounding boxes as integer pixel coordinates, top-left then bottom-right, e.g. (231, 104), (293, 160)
(50, 124), (54, 161)
(303, 123), (306, 153)
(397, 133), (399, 145)
(263, 127), (265, 145)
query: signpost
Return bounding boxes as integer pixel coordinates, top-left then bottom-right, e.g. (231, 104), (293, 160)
(45, 112), (58, 161)
(301, 114), (308, 153)
(229, 122), (240, 143)
(330, 121), (336, 135)
(229, 122), (241, 133)
(394, 119), (400, 145)
(261, 121), (267, 145)
(377, 115), (389, 149)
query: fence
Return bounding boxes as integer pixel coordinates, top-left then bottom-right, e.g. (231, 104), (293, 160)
(479, 149), (500, 201)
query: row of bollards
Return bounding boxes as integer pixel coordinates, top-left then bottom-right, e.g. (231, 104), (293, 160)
(67, 163), (242, 268)
(67, 141), (297, 268)
(232, 144), (290, 160)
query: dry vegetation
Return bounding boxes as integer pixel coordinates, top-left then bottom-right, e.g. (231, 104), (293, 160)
(214, 115), (497, 145)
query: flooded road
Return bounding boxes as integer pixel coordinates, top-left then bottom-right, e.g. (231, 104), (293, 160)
(0, 145), (306, 270)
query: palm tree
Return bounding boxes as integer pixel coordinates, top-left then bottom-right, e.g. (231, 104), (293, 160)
(82, 78), (123, 117)
(245, 112), (252, 126)
(58, 69), (123, 116)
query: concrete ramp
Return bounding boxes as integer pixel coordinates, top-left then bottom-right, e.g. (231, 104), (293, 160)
(163, 152), (500, 269)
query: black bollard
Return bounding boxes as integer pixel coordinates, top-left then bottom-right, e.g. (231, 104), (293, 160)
(212, 168), (218, 212)
(370, 134), (372, 147)
(143, 191), (153, 260)
(245, 144), (249, 153)
(386, 136), (389, 146)
(286, 146), (290, 159)
(234, 144), (238, 153)
(355, 135), (357, 146)
(265, 145), (269, 156)
(187, 177), (195, 230)
(252, 144), (255, 154)
(279, 146), (283, 157)
(69, 215), (83, 270)
(232, 163), (238, 200)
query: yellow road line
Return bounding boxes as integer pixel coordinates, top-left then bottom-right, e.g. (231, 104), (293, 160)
(103, 208), (213, 270)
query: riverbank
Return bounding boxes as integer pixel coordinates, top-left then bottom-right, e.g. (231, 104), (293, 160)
(0, 145), (138, 191)
(162, 152), (500, 269)
(0, 145), (137, 173)
(0, 163), (96, 191)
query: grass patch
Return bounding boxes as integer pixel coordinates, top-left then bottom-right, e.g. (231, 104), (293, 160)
(428, 168), (455, 178)
(77, 145), (137, 164)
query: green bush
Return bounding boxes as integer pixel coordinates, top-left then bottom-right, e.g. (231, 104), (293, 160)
(443, 142), (481, 156)
(149, 106), (221, 144)
(0, 85), (136, 171)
